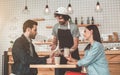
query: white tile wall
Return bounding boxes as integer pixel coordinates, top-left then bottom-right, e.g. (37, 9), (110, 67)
(0, 0), (120, 74)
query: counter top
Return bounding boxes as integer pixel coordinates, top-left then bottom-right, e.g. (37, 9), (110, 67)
(30, 64), (76, 68)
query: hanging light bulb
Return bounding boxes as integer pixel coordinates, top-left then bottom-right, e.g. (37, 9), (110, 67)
(67, 0), (73, 14)
(22, 0), (30, 14)
(95, 1), (102, 12)
(45, 5), (50, 14)
(44, 0), (50, 14)
(96, 2), (100, 10)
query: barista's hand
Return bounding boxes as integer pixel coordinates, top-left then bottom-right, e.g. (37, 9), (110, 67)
(70, 48), (75, 53)
(49, 50), (55, 58)
(65, 54), (72, 61)
(46, 57), (54, 64)
(66, 56), (78, 65)
(66, 55), (78, 62)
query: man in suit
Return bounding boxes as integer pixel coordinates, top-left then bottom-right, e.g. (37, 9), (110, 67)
(11, 20), (48, 75)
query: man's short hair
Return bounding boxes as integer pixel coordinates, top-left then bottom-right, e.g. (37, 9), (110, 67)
(23, 20), (38, 32)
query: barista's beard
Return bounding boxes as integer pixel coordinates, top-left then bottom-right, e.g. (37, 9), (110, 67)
(59, 21), (66, 25)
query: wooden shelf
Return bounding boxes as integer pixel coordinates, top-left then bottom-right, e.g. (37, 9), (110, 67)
(77, 24), (100, 27)
(102, 41), (120, 43)
(46, 26), (53, 29)
(46, 24), (100, 29)
(34, 42), (52, 45)
(79, 41), (120, 44)
(33, 18), (45, 21)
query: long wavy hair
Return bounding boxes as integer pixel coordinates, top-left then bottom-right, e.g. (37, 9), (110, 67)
(84, 25), (102, 50)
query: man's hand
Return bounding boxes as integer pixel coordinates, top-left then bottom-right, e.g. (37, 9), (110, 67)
(46, 57), (54, 64)
(65, 55), (78, 65)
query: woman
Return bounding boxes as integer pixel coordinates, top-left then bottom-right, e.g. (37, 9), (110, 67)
(65, 25), (110, 75)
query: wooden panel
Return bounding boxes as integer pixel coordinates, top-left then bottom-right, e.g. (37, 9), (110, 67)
(110, 72), (120, 75)
(8, 55), (13, 75)
(109, 63), (120, 72)
(37, 68), (54, 75)
(109, 63), (120, 75)
(106, 55), (120, 63)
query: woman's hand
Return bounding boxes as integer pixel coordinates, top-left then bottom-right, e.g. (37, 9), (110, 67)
(65, 55), (78, 64)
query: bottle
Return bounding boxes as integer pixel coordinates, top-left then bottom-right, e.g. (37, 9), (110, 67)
(91, 16), (94, 24)
(81, 17), (84, 24)
(87, 17), (90, 24)
(75, 17), (78, 25)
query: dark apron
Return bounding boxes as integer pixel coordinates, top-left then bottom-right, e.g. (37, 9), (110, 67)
(55, 25), (82, 75)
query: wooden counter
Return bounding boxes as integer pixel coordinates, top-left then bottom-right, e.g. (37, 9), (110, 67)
(30, 64), (76, 68)
(6, 50), (120, 75)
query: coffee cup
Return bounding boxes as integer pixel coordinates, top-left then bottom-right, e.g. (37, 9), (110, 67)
(64, 48), (70, 57)
(54, 57), (60, 65)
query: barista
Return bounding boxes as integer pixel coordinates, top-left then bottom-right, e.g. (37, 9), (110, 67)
(51, 7), (82, 75)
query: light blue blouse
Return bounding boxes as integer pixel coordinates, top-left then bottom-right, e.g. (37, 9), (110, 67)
(77, 41), (110, 75)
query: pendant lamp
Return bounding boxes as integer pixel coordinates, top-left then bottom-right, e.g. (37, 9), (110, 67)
(95, 1), (102, 12)
(67, 0), (73, 14)
(44, 0), (50, 14)
(22, 0), (30, 14)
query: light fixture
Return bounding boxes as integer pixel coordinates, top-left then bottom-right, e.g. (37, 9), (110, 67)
(67, 0), (73, 14)
(44, 0), (50, 14)
(22, 0), (30, 14)
(95, 1), (102, 12)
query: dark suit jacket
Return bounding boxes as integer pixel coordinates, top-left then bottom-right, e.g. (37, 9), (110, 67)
(12, 34), (47, 75)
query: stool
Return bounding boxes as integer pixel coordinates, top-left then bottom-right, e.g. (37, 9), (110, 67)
(65, 71), (86, 75)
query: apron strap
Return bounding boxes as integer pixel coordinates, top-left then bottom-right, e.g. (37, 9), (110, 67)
(68, 22), (70, 29)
